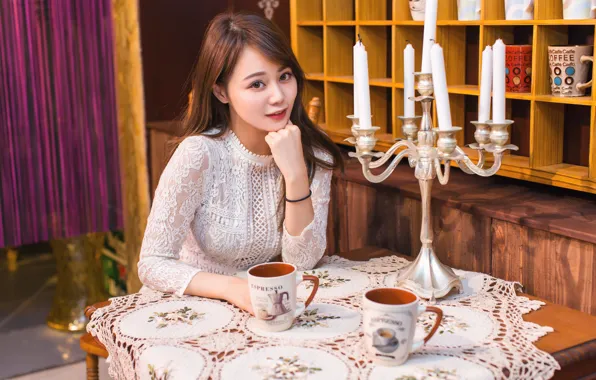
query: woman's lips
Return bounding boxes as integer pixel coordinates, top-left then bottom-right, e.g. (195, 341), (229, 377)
(266, 109), (287, 121)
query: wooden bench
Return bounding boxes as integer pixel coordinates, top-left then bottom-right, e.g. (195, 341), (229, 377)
(81, 247), (596, 380)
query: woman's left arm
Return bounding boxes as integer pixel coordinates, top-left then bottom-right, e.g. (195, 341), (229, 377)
(265, 123), (332, 270)
(281, 158), (332, 270)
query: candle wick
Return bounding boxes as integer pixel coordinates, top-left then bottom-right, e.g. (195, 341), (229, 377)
(358, 34), (362, 44)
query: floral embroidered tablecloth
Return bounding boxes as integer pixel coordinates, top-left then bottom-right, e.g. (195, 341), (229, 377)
(87, 255), (561, 379)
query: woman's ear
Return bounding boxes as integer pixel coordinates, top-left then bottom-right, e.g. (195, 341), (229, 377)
(213, 84), (229, 104)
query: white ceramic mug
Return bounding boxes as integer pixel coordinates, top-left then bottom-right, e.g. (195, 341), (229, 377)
(458, 0), (481, 20)
(563, 0), (596, 19)
(409, 0), (426, 21)
(362, 288), (443, 366)
(248, 262), (319, 332)
(505, 0), (534, 20)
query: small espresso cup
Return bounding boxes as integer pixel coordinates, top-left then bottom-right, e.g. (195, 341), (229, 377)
(457, 0), (481, 20)
(548, 45), (594, 97)
(563, 0), (596, 19)
(505, 0), (534, 20)
(409, 0), (426, 21)
(248, 262), (319, 332)
(506, 45), (533, 93)
(362, 288), (443, 366)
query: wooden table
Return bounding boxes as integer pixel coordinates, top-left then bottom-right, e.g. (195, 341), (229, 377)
(84, 247), (596, 379)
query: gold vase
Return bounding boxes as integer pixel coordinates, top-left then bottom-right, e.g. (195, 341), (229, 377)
(47, 233), (108, 332)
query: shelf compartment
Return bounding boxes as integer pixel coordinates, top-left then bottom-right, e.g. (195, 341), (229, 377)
(394, 25), (424, 82)
(463, 95), (479, 146)
(325, 82), (355, 130)
(393, 0), (416, 21)
(296, 27), (324, 73)
(357, 0), (391, 21)
(325, 0), (355, 21)
(358, 26), (392, 81)
(534, 25), (595, 98)
(436, 26), (477, 86)
(304, 80), (326, 124)
(370, 87), (393, 134)
(532, 100), (565, 168)
(296, 0), (323, 21)
(325, 26), (355, 76)
(507, 99), (531, 157)
(563, 104), (591, 167)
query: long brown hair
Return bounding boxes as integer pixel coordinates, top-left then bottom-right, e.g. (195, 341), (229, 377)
(175, 11), (343, 176)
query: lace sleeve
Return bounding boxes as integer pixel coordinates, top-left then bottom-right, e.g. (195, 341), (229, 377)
(137, 137), (209, 296)
(281, 151), (333, 270)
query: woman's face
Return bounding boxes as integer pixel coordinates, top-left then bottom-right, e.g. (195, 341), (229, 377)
(214, 46), (297, 133)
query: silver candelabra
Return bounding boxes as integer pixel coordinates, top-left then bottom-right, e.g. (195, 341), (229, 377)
(345, 73), (518, 301)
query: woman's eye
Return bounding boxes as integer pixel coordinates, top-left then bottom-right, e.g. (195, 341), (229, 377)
(250, 81), (265, 89)
(280, 72), (293, 81)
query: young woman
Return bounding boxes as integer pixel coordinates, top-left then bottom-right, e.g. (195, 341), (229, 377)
(137, 12), (342, 315)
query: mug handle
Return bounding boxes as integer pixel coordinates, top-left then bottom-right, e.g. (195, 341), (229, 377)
(294, 273), (319, 317)
(577, 56), (594, 91)
(410, 305), (443, 352)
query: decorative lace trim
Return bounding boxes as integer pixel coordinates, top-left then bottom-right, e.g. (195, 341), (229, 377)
(225, 130), (274, 165)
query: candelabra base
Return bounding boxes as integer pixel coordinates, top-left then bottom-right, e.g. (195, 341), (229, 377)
(396, 246), (463, 302)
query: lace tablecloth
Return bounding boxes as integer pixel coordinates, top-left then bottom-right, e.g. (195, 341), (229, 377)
(87, 255), (561, 379)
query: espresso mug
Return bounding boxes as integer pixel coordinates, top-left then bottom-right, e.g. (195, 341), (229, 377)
(409, 0), (426, 21)
(362, 288), (443, 366)
(563, 0), (596, 19)
(458, 0), (481, 20)
(548, 45), (594, 97)
(506, 45), (532, 93)
(248, 262), (319, 332)
(505, 0), (534, 20)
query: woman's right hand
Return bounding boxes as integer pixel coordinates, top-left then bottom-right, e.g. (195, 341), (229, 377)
(224, 277), (254, 316)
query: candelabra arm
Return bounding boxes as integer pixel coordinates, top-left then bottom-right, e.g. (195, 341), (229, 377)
(454, 147), (485, 174)
(360, 148), (413, 183)
(433, 158), (451, 185)
(368, 140), (414, 169)
(458, 153), (504, 177)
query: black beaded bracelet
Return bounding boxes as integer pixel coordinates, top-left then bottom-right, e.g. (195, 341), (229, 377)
(285, 189), (312, 203)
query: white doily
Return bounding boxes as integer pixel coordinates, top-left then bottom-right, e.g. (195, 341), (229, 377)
(87, 255), (560, 379)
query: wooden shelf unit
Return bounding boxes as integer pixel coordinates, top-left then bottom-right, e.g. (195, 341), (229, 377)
(290, 0), (596, 194)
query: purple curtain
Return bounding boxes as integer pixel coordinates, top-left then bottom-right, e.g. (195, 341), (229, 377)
(0, 0), (122, 248)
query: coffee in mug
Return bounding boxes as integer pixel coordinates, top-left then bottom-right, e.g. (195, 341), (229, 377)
(362, 288), (443, 366)
(247, 262), (319, 332)
(548, 45), (594, 97)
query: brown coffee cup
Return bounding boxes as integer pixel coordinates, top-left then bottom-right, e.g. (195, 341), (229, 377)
(247, 262), (319, 332)
(362, 288), (443, 366)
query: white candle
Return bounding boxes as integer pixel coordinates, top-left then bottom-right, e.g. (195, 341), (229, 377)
(492, 39), (506, 123)
(354, 40), (372, 128)
(430, 44), (452, 130)
(353, 43), (360, 117)
(404, 43), (415, 117)
(421, 0), (438, 73)
(478, 46), (493, 122)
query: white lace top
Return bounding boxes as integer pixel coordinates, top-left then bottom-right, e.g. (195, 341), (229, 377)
(138, 130), (333, 297)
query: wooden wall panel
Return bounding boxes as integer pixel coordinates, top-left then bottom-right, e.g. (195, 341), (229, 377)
(432, 205), (492, 274)
(490, 220), (527, 283)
